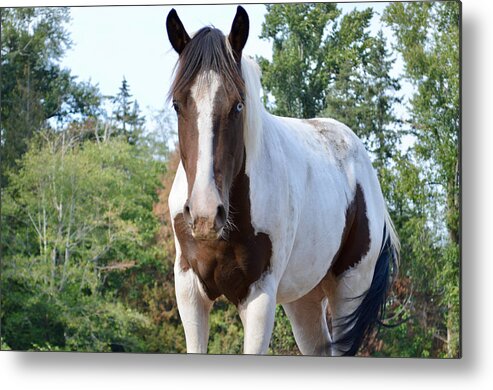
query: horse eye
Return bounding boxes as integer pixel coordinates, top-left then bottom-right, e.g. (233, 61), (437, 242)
(236, 102), (244, 112)
(172, 101), (180, 113)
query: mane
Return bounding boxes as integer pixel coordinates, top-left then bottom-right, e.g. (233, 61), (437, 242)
(169, 27), (244, 101)
(240, 55), (265, 161)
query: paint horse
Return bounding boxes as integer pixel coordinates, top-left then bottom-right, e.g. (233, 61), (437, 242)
(166, 6), (399, 356)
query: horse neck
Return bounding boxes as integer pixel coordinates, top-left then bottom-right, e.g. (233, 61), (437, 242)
(240, 57), (290, 180)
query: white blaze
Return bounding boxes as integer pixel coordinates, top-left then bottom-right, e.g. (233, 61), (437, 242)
(189, 71), (222, 217)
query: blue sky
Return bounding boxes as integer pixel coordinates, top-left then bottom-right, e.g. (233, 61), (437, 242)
(61, 4), (272, 119)
(60, 3), (391, 124)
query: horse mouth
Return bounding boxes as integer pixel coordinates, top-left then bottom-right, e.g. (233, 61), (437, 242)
(192, 230), (221, 241)
(188, 208), (228, 241)
(191, 226), (224, 241)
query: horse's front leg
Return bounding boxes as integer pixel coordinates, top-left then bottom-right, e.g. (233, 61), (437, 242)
(174, 262), (213, 353)
(238, 275), (277, 354)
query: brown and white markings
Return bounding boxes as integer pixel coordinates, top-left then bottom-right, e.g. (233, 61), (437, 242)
(166, 6), (400, 356)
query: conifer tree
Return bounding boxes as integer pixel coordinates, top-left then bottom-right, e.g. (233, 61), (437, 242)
(111, 77), (145, 144)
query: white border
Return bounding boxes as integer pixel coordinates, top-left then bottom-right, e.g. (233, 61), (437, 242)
(2, 0), (492, 389)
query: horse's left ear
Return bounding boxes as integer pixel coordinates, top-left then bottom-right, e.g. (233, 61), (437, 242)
(228, 6), (249, 62)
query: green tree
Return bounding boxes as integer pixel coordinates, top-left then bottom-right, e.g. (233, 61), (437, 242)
(1, 130), (165, 351)
(374, 151), (446, 357)
(258, 3), (340, 118)
(111, 77), (145, 145)
(258, 4), (400, 134)
(0, 8), (101, 187)
(323, 28), (401, 172)
(383, 1), (460, 357)
(384, 1), (460, 246)
(0, 7), (182, 355)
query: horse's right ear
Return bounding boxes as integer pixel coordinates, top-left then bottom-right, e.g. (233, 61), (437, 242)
(166, 9), (191, 55)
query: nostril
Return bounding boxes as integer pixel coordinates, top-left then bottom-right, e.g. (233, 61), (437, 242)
(215, 204), (227, 231)
(183, 202), (193, 227)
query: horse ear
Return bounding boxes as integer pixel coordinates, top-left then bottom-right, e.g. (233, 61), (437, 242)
(166, 8), (191, 55)
(228, 6), (249, 62)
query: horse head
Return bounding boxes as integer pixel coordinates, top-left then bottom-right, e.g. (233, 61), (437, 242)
(167, 6), (250, 241)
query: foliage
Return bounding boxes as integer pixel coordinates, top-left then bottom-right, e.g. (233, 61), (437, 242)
(258, 3), (340, 118)
(384, 1), (460, 245)
(110, 77), (146, 145)
(0, 7), (182, 353)
(383, 1), (460, 358)
(207, 298), (244, 354)
(0, 8), (101, 187)
(323, 27), (401, 172)
(269, 306), (298, 355)
(0, 130), (168, 351)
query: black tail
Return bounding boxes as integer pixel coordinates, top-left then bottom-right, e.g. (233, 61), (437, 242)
(333, 225), (398, 356)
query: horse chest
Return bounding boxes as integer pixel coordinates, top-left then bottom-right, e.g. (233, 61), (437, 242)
(173, 213), (272, 306)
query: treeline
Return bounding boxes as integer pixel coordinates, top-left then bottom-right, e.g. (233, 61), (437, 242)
(0, 3), (460, 357)
(0, 8), (183, 352)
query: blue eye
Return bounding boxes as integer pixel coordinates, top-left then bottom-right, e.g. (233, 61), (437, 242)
(236, 102), (244, 112)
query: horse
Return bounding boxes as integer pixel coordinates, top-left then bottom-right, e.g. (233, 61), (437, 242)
(165, 6), (399, 356)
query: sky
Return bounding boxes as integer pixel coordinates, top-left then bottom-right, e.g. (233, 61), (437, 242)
(59, 2), (391, 125)
(61, 4), (273, 119)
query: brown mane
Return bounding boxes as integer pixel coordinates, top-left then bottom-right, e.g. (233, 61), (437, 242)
(169, 27), (245, 101)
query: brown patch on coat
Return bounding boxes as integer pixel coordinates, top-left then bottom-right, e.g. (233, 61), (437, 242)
(330, 184), (371, 277)
(173, 158), (272, 306)
(211, 85), (246, 200)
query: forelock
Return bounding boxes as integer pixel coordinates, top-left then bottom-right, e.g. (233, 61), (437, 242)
(169, 27), (244, 101)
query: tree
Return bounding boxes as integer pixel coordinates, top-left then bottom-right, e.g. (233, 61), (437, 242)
(111, 77), (145, 144)
(0, 130), (165, 351)
(0, 8), (101, 187)
(384, 1), (459, 246)
(383, 1), (460, 357)
(144, 105), (176, 161)
(0, 7), (183, 354)
(323, 28), (401, 172)
(258, 3), (340, 118)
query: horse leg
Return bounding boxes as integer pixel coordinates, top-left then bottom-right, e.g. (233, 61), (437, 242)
(282, 283), (332, 356)
(325, 274), (365, 356)
(322, 262), (378, 357)
(238, 274), (277, 354)
(174, 260), (213, 353)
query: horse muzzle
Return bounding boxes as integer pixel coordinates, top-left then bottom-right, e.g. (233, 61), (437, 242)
(184, 202), (227, 241)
